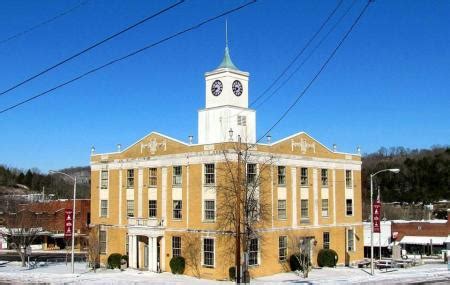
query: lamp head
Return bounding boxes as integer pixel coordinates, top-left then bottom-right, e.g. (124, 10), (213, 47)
(389, 168), (400, 173)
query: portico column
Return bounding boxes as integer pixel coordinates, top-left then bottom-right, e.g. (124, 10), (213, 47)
(130, 235), (137, 268)
(151, 237), (158, 272)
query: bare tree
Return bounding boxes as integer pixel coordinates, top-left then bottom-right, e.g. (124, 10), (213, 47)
(0, 209), (42, 267)
(288, 234), (314, 278)
(86, 225), (100, 272)
(215, 140), (273, 282)
(183, 232), (201, 278)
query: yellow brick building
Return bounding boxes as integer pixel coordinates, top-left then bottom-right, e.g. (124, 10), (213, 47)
(90, 46), (363, 279)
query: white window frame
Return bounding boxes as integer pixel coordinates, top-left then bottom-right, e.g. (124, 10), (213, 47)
(100, 170), (108, 190)
(149, 168), (157, 187)
(347, 228), (355, 252)
(248, 238), (259, 266)
(202, 237), (215, 268)
(321, 169), (328, 187)
(126, 200), (134, 217)
(126, 169), (134, 189)
(204, 163), (215, 185)
(300, 167), (308, 186)
(99, 230), (107, 254)
(321, 198), (329, 217)
(323, 232), (330, 249)
(100, 199), (108, 217)
(277, 199), (287, 220)
(279, 236), (287, 261)
(300, 199), (309, 222)
(277, 166), (286, 186)
(173, 200), (182, 220)
(345, 170), (353, 188)
(172, 236), (181, 257)
(345, 198), (353, 216)
(204, 200), (215, 222)
(246, 163), (257, 185)
(148, 200), (157, 218)
(172, 166), (182, 186)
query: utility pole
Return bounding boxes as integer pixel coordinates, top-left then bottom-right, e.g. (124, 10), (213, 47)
(235, 135), (241, 284)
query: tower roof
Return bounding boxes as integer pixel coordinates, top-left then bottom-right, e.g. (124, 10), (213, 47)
(217, 46), (238, 70)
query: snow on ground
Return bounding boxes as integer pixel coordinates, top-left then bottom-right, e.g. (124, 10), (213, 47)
(0, 261), (449, 284)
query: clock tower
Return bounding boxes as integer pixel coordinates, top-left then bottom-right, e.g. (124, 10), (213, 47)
(198, 45), (256, 144)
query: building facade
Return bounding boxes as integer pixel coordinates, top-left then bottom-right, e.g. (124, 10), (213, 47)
(90, 47), (363, 279)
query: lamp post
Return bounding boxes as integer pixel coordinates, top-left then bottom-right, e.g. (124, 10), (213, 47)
(370, 168), (399, 276)
(49, 170), (77, 273)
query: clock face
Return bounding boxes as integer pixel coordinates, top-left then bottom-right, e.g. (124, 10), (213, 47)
(211, 80), (223, 96)
(232, 80), (243, 96)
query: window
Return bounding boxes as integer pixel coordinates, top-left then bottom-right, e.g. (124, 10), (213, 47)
(279, 236), (287, 261)
(172, 236), (181, 257)
(173, 200), (182, 219)
(277, 200), (286, 220)
(300, 199), (309, 220)
(101, 170), (108, 189)
(321, 169), (328, 186)
(321, 199), (329, 217)
(247, 163), (257, 185)
(149, 168), (157, 187)
(300, 167), (308, 186)
(249, 238), (259, 266)
(345, 170), (352, 188)
(99, 230), (106, 254)
(127, 169), (134, 188)
(346, 199), (353, 216)
(204, 200), (215, 221)
(172, 166), (182, 186)
(347, 229), (354, 251)
(323, 232), (330, 249)
(277, 166), (286, 185)
(100, 200), (108, 217)
(127, 200), (134, 217)
(203, 238), (214, 267)
(204, 164), (215, 185)
(248, 198), (259, 221)
(149, 200), (157, 218)
(237, 115), (247, 126)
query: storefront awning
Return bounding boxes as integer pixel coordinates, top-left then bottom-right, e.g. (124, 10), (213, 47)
(399, 236), (446, 245)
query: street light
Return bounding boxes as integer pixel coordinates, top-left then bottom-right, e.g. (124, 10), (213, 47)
(370, 168), (400, 276)
(49, 170), (77, 274)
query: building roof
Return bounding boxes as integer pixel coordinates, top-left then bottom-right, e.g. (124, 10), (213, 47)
(399, 235), (447, 245)
(216, 46), (237, 70)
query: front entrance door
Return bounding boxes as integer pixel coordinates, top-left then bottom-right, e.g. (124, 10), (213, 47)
(157, 237), (161, 272)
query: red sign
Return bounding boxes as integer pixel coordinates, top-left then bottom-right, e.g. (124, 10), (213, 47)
(64, 209), (73, 239)
(373, 200), (381, 233)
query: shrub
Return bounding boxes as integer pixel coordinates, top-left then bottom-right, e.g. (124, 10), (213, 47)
(229, 266), (236, 281)
(317, 249), (338, 267)
(169, 256), (186, 274)
(121, 255), (128, 267)
(107, 253), (123, 269)
(289, 253), (311, 271)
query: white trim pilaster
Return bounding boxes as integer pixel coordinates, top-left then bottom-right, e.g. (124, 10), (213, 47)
(291, 167), (297, 227)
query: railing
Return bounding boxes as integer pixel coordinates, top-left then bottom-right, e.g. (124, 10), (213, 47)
(127, 217), (165, 227)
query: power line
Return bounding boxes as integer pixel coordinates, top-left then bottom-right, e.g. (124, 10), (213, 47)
(253, 0), (357, 110)
(256, 0), (372, 143)
(250, 0), (343, 107)
(0, 0), (90, 46)
(0, 0), (257, 115)
(0, 0), (185, 97)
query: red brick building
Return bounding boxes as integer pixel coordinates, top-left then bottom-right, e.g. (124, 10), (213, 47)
(392, 209), (450, 255)
(1, 199), (90, 250)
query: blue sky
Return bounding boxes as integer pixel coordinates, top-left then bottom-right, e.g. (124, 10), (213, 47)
(0, 0), (449, 172)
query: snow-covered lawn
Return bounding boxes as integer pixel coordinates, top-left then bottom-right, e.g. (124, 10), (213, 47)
(0, 261), (449, 284)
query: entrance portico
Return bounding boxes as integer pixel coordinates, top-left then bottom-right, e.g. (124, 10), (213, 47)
(128, 218), (165, 272)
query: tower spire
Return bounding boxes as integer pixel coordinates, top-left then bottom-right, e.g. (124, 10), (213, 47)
(217, 20), (237, 70)
(225, 19), (228, 48)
